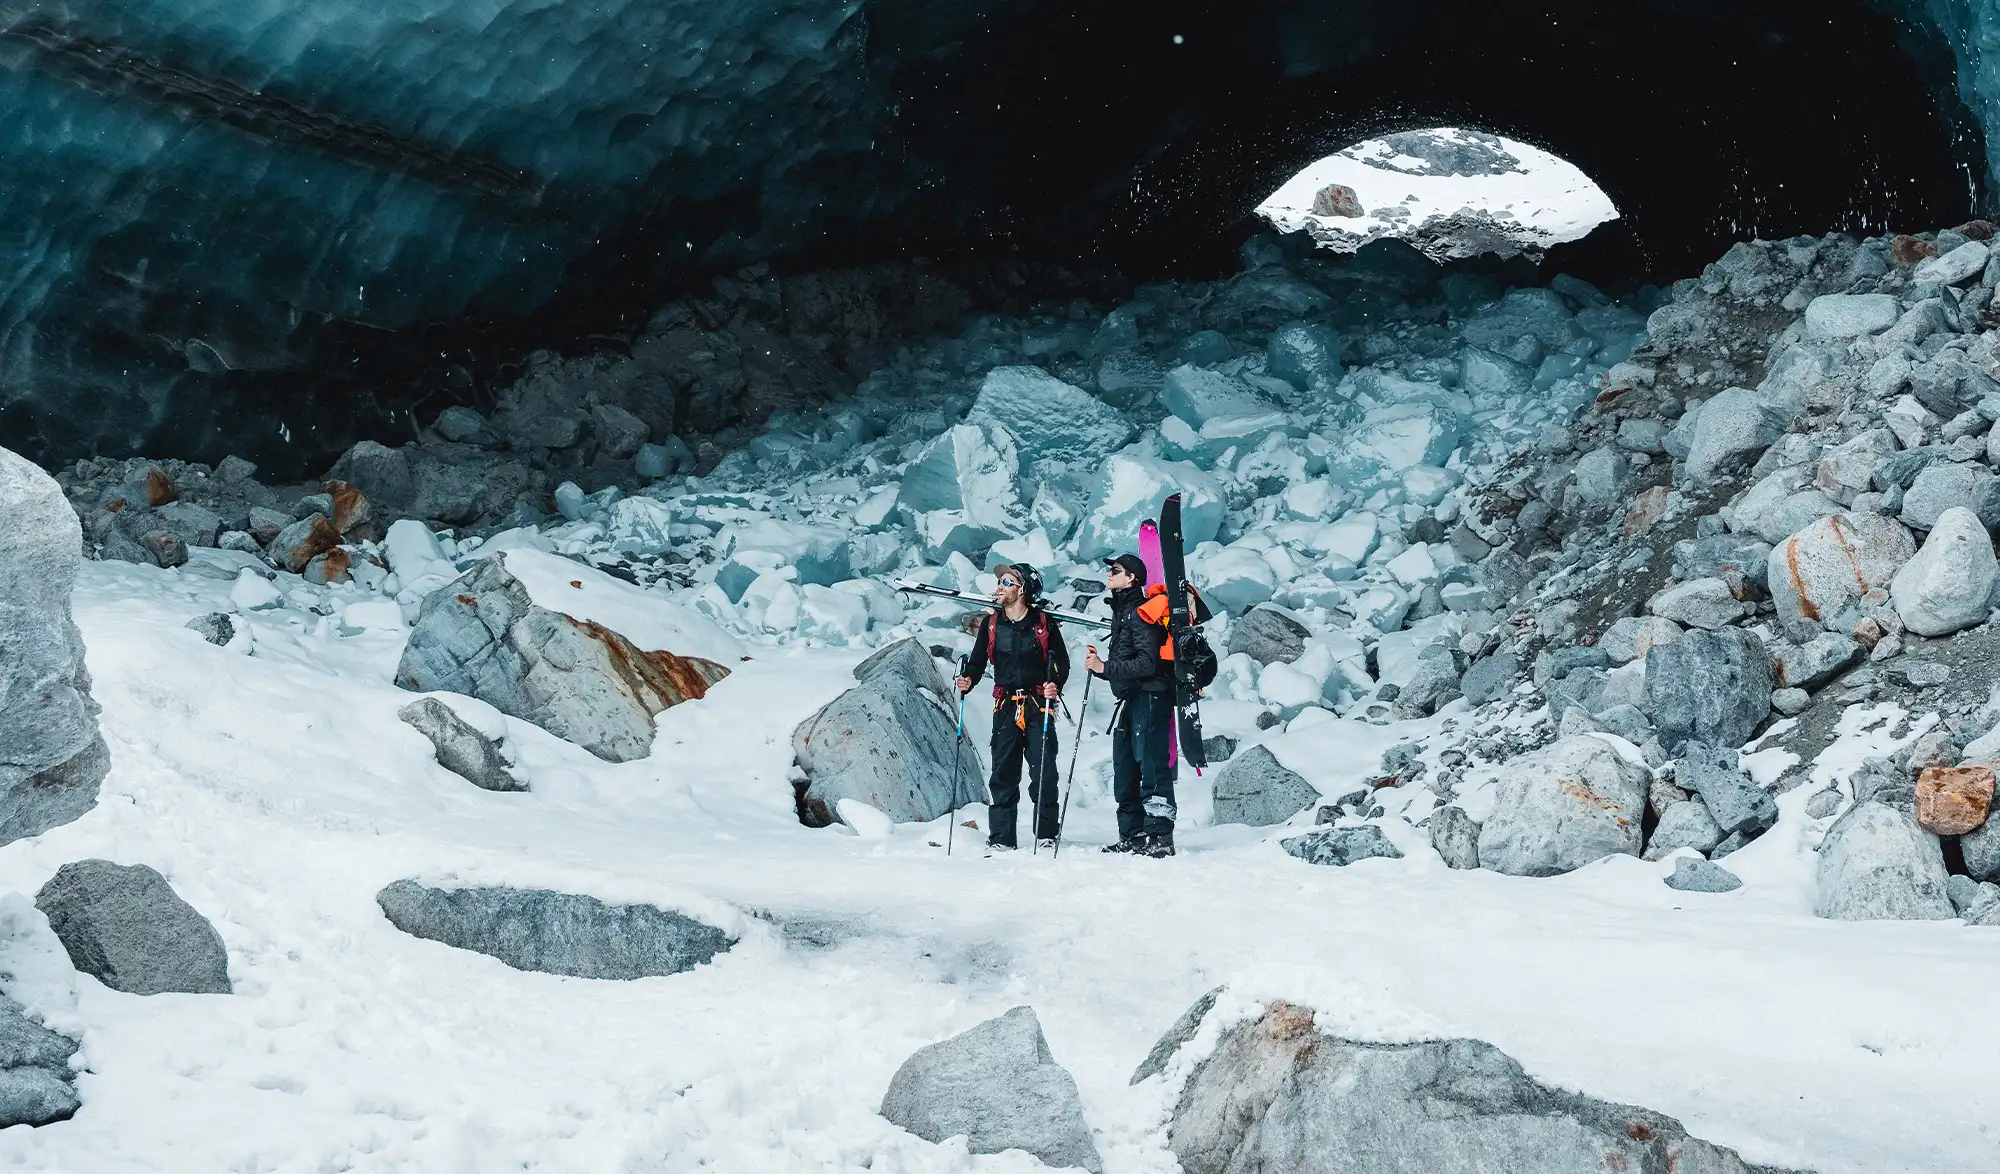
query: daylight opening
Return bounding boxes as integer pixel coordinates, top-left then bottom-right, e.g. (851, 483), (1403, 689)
(1256, 128), (1619, 262)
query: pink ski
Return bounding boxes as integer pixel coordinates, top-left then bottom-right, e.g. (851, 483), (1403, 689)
(1137, 519), (1177, 767)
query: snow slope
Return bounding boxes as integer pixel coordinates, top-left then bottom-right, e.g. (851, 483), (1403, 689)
(0, 556), (1997, 1172)
(1259, 129), (1619, 256)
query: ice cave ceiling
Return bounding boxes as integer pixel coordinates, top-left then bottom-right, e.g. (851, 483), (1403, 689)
(0, 0), (1994, 468)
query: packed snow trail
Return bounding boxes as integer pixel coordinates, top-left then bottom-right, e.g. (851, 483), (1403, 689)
(0, 558), (1995, 1172)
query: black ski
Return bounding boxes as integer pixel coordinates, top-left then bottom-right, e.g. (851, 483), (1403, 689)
(892, 580), (1112, 629)
(1158, 493), (1208, 772)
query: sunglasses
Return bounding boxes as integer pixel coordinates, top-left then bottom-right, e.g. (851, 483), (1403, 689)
(998, 576), (1022, 588)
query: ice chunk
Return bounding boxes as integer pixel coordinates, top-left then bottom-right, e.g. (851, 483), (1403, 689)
(230, 567), (284, 611)
(800, 585), (871, 644)
(851, 486), (900, 531)
(1319, 512), (1379, 565)
(967, 366), (1134, 466)
(1459, 346), (1534, 398)
(721, 518), (851, 586)
(1400, 465), (1460, 506)
(1335, 402), (1463, 479)
(1461, 288), (1584, 356)
(1266, 322), (1344, 396)
(1196, 546), (1278, 614)
(896, 423), (1030, 542)
(988, 527), (1059, 571)
(1160, 411), (1298, 467)
(605, 497), (678, 557)
(1073, 454), (1224, 559)
(1159, 365), (1281, 427)
(1282, 479), (1348, 521)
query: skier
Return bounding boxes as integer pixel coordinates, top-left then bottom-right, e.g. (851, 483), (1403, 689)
(954, 564), (1070, 853)
(1084, 553), (1178, 858)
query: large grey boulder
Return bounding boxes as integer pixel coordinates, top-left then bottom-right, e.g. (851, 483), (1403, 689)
(1165, 998), (1793, 1174)
(880, 1006), (1101, 1173)
(1, 447), (109, 846)
(1900, 463), (1996, 531)
(1683, 387), (1783, 483)
(1766, 513), (1913, 642)
(1476, 736), (1649, 877)
(394, 554), (729, 762)
(1802, 292), (1899, 340)
(1890, 506), (1996, 637)
(0, 995), (79, 1127)
(1963, 816), (2000, 883)
(1771, 633), (1861, 690)
(397, 698), (523, 792)
(793, 638), (981, 826)
(35, 861), (232, 994)
(1227, 607), (1309, 665)
(1814, 801), (1954, 921)
(1212, 746), (1319, 826)
(1646, 578), (1747, 630)
(1644, 629), (1772, 755)
(1665, 857), (1744, 893)
(1281, 825), (1403, 867)
(376, 880), (732, 979)
(1677, 743), (1778, 838)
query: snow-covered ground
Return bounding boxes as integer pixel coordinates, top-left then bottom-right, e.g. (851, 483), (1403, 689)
(1259, 128), (1618, 257)
(2, 552), (1998, 1173)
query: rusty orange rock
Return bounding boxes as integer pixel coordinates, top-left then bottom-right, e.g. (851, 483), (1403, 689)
(144, 466), (177, 506)
(1621, 485), (1670, 537)
(1915, 766), (1995, 836)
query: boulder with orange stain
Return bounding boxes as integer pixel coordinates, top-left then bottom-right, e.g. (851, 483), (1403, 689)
(1766, 512), (1914, 642)
(1476, 735), (1649, 876)
(1915, 765), (1996, 836)
(395, 554), (728, 762)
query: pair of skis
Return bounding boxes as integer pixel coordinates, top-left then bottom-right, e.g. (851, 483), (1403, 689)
(1141, 494), (1209, 773)
(893, 580), (1111, 629)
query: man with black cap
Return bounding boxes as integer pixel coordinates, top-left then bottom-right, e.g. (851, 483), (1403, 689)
(955, 563), (1069, 853)
(1084, 552), (1178, 857)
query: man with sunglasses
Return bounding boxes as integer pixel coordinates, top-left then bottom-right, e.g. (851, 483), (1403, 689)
(954, 564), (1070, 853)
(1084, 553), (1177, 858)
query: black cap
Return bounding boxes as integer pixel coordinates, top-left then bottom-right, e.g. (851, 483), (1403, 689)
(1106, 553), (1147, 580)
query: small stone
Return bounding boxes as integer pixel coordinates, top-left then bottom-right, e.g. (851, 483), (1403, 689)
(434, 405), (493, 444)
(143, 466), (177, 506)
(1771, 687), (1810, 716)
(1684, 387), (1783, 482)
(1665, 856), (1743, 893)
(1805, 787), (1842, 819)
(138, 530), (189, 568)
(1914, 766), (1996, 835)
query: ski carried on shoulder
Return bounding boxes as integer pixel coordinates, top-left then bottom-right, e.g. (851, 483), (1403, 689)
(1157, 494), (1213, 772)
(892, 580), (1112, 630)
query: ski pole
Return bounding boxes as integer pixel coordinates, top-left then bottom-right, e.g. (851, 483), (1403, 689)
(948, 655), (970, 857)
(1034, 655), (1058, 855)
(1053, 648), (1095, 859)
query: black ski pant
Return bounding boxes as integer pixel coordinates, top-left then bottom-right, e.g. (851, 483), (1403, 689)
(987, 694), (1061, 847)
(1112, 689), (1177, 841)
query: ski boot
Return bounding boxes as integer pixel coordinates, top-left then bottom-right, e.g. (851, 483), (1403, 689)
(983, 841), (1016, 858)
(1035, 838), (1058, 853)
(1135, 830), (1176, 858)
(1101, 835), (1147, 854)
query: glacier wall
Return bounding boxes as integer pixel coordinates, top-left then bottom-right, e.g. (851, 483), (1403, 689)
(0, 0), (1992, 472)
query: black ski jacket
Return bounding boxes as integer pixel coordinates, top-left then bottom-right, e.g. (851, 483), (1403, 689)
(1097, 585), (1173, 700)
(964, 608), (1070, 694)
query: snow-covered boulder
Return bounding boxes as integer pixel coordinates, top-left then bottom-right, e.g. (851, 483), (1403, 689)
(0, 446), (108, 846)
(1195, 546), (1278, 614)
(792, 639), (981, 826)
(376, 881), (732, 978)
(1073, 454), (1223, 560)
(1476, 736), (1649, 877)
(397, 697), (523, 792)
(1280, 825), (1402, 866)
(1164, 999), (1782, 1174)
(394, 551), (736, 763)
(1890, 506), (1996, 636)
(0, 994), (78, 1127)
(1333, 401), (1462, 479)
(879, 1006), (1101, 1173)
(1211, 746), (1318, 827)
(1814, 801), (1954, 922)
(1767, 512), (1914, 641)
(35, 861), (231, 995)
(967, 366), (1134, 467)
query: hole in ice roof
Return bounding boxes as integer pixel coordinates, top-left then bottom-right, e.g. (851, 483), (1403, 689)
(1257, 128), (1618, 262)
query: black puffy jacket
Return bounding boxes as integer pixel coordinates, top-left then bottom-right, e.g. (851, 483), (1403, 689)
(1097, 585), (1173, 700)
